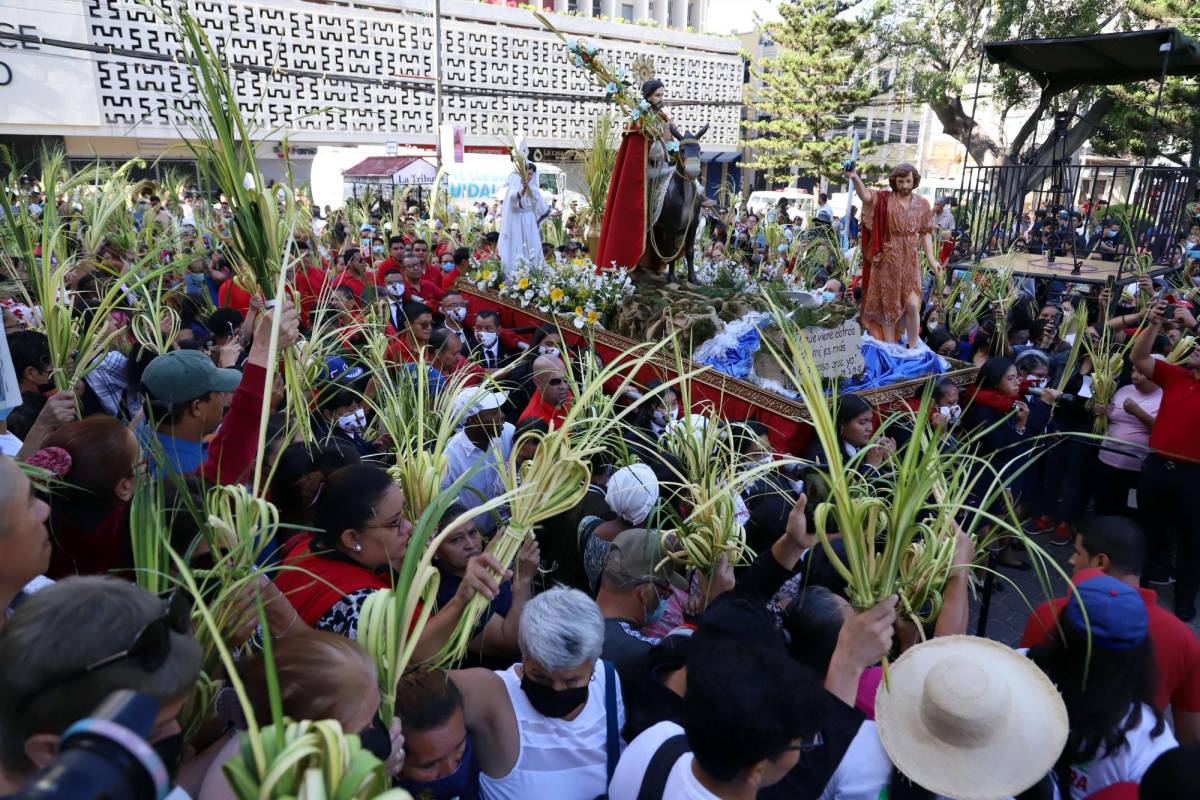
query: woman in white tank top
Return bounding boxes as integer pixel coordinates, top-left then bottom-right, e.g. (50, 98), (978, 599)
(450, 588), (625, 800)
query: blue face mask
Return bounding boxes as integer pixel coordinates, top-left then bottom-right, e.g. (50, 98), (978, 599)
(646, 593), (669, 626)
(397, 737), (480, 800)
(821, 290), (837, 303)
(441, 261), (454, 272)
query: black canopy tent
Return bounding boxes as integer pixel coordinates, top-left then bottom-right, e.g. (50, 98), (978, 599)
(982, 28), (1200, 97)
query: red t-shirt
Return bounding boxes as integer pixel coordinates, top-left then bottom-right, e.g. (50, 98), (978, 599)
(372, 257), (405, 286)
(1019, 569), (1200, 712)
(439, 267), (462, 290)
(519, 391), (571, 428)
(217, 279), (252, 316)
(330, 272), (366, 300)
(1149, 359), (1200, 462)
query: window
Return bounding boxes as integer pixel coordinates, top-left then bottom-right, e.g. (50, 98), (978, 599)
(888, 121), (903, 144)
(905, 121), (921, 144)
(621, 3), (634, 20)
(870, 119), (886, 143)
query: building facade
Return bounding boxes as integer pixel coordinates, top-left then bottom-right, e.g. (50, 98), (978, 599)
(0, 0), (738, 194)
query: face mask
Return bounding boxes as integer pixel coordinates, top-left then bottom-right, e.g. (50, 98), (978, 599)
(477, 331), (497, 348)
(396, 738), (478, 799)
(520, 672), (589, 719)
(939, 404), (962, 424)
(152, 732), (185, 781)
(927, 321), (939, 331)
(357, 715), (392, 762)
(386, 282), (406, 298)
(821, 290), (836, 303)
(441, 261), (454, 272)
(651, 410), (667, 428)
(645, 592), (669, 626)
(37, 381), (55, 395)
(337, 408), (367, 433)
(539, 346), (560, 358)
(1105, 230), (1118, 238)
(446, 307), (467, 323)
(668, 406), (680, 422)
(372, 245), (385, 255)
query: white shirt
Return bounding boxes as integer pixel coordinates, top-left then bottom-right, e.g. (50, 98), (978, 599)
(609, 721), (719, 800)
(442, 423), (515, 534)
(480, 661), (624, 800)
(820, 721), (892, 800)
(1065, 704), (1176, 800)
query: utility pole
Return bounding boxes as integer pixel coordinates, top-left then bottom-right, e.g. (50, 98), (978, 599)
(433, 0), (444, 167)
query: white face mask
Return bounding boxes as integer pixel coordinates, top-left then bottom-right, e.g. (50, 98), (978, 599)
(477, 330), (498, 347)
(386, 282), (406, 298)
(539, 345), (560, 357)
(446, 306), (467, 323)
(927, 321), (939, 331)
(939, 404), (962, 424)
(337, 408), (367, 433)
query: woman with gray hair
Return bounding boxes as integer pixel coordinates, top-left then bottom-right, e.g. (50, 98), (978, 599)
(450, 587), (623, 799)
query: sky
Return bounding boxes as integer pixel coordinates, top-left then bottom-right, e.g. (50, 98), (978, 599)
(705, 0), (781, 36)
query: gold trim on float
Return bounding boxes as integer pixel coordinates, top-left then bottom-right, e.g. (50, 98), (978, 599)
(458, 284), (978, 423)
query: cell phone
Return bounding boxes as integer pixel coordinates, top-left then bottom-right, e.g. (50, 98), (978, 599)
(1164, 304), (1178, 321)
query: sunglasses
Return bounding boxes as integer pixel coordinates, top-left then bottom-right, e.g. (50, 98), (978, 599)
(17, 590), (192, 715)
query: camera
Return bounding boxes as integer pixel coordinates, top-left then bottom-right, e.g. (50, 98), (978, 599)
(4, 691), (170, 800)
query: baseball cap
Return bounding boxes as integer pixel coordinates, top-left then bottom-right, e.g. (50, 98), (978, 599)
(142, 350), (242, 405)
(1064, 574), (1148, 651)
(322, 355), (364, 384)
(815, 206), (834, 222)
(603, 528), (689, 592)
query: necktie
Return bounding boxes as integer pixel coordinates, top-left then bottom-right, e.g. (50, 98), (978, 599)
(486, 348), (495, 368)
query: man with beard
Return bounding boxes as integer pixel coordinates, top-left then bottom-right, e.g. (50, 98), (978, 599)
(846, 163), (940, 347)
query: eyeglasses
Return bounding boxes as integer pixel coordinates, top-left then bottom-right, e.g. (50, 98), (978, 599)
(16, 590), (192, 715)
(782, 731), (825, 753)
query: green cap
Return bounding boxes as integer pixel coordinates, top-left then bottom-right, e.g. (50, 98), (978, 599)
(604, 528), (690, 592)
(141, 350), (242, 405)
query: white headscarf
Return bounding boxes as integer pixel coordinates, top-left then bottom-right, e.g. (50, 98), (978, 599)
(605, 463), (659, 527)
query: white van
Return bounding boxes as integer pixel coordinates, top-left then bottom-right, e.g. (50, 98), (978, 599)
(746, 190), (816, 223)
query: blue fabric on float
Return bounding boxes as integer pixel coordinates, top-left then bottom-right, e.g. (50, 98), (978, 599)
(694, 314), (946, 392)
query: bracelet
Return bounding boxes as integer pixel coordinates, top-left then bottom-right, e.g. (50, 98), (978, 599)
(274, 608), (300, 639)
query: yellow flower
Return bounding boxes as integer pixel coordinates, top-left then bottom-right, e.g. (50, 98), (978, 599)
(517, 277), (530, 290)
(574, 305), (583, 316)
(550, 288), (565, 303)
(587, 309), (600, 325)
(572, 258), (583, 266)
(481, 270), (493, 281)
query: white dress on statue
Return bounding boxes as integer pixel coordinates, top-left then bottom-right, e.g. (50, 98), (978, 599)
(498, 168), (548, 274)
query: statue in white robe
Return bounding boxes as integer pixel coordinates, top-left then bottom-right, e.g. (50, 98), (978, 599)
(497, 162), (549, 274)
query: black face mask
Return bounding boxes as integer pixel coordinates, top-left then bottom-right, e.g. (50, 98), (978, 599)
(152, 732), (185, 781)
(358, 714), (392, 762)
(520, 672), (588, 719)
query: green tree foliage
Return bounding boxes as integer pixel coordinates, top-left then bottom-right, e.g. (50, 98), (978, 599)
(1090, 1), (1200, 168)
(875, 0), (1121, 166)
(742, 0), (881, 183)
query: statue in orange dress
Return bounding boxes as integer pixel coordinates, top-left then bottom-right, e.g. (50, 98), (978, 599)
(845, 163), (942, 347)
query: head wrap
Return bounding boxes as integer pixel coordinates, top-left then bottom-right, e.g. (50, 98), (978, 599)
(605, 463), (659, 526)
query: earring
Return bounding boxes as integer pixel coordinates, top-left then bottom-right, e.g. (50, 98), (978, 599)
(354, 543), (363, 552)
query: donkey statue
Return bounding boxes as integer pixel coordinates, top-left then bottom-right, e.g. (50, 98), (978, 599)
(638, 124), (709, 284)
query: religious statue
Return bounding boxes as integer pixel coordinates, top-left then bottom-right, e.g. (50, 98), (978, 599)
(846, 163), (942, 346)
(497, 139), (551, 274)
(597, 78), (708, 282)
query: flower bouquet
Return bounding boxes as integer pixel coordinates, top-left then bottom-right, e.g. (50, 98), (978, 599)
(495, 254), (634, 327)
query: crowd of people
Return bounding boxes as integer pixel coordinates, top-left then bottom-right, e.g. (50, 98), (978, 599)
(1, 175), (1198, 800)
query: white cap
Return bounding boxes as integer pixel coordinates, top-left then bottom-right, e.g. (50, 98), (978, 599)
(452, 387), (508, 420)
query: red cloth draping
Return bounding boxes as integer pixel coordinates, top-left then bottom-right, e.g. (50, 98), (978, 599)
(597, 131), (649, 270)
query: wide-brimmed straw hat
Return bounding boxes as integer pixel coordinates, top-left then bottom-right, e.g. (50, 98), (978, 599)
(874, 635), (1068, 800)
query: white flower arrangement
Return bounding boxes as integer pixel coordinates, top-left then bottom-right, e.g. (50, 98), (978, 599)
(493, 254), (634, 328)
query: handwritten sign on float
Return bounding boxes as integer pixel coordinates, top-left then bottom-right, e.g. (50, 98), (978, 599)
(800, 320), (864, 378)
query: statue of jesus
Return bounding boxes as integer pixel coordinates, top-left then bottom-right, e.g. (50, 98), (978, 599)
(845, 163), (941, 347)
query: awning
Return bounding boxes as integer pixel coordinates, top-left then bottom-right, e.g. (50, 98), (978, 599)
(983, 28), (1200, 96)
(344, 156), (421, 178)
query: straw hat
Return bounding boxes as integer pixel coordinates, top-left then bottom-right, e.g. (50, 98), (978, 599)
(874, 635), (1068, 800)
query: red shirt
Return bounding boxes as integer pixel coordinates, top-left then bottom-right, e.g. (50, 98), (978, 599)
(519, 390), (571, 428)
(330, 272), (366, 300)
(421, 263), (442, 286)
(439, 267), (462, 290)
(372, 257), (405, 286)
(218, 279), (252, 315)
(293, 265), (328, 322)
(410, 277), (444, 306)
(1149, 359), (1200, 462)
(1019, 568), (1200, 712)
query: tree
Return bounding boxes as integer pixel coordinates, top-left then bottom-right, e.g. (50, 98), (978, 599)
(742, 0), (880, 184)
(1090, 1), (1200, 169)
(875, 0), (1120, 168)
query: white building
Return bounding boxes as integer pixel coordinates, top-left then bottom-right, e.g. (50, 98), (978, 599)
(0, 0), (738, 199)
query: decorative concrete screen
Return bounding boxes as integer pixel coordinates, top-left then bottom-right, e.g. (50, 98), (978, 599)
(71, 0), (742, 148)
